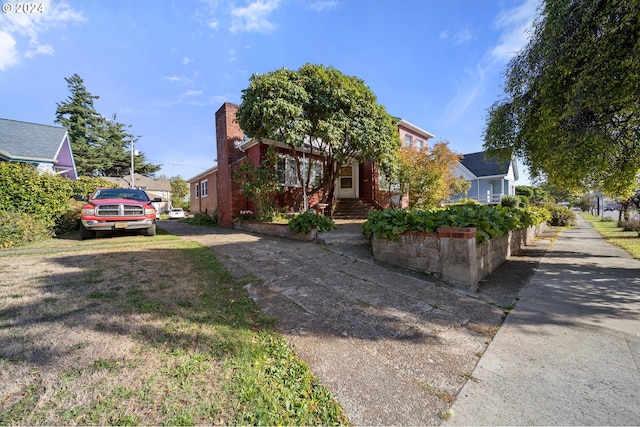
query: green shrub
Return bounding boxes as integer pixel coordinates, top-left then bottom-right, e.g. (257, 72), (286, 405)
(0, 163), (72, 228)
(543, 203), (576, 226)
(288, 211), (336, 233)
(185, 211), (218, 227)
(619, 219), (640, 236)
(0, 210), (53, 248)
(454, 199), (480, 205)
(70, 176), (118, 199)
(363, 204), (550, 244)
(501, 195), (521, 208)
(0, 163), (114, 239)
(516, 206), (552, 228)
(363, 209), (432, 240)
(55, 201), (83, 234)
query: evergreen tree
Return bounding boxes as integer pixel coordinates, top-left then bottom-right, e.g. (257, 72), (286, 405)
(55, 74), (105, 176)
(55, 74), (160, 177)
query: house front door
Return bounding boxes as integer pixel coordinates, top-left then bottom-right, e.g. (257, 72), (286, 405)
(336, 160), (358, 199)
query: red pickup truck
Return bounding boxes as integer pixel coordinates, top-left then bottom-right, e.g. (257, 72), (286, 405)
(79, 188), (160, 240)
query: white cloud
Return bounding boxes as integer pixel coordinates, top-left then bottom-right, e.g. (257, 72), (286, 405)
(439, 27), (474, 45)
(0, 31), (18, 70)
(438, 0), (541, 133)
(197, 0), (280, 34)
(183, 57), (193, 65)
(229, 0), (279, 34)
(0, 0), (83, 70)
(440, 64), (489, 127)
(156, 92), (228, 108)
(491, 0), (540, 63)
(25, 43), (54, 58)
(182, 90), (203, 97)
(452, 28), (473, 45)
(308, 1), (338, 12)
(165, 75), (194, 85)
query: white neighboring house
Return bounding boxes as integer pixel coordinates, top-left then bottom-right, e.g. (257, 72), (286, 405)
(103, 173), (172, 213)
(450, 151), (519, 204)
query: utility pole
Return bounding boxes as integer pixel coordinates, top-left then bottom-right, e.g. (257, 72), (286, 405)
(130, 139), (135, 188)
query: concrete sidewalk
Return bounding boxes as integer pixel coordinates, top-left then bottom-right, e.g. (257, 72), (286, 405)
(447, 217), (640, 425)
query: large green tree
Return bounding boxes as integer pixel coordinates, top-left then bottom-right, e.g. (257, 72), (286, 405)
(484, 0), (640, 198)
(236, 64), (401, 209)
(55, 74), (160, 177)
(170, 176), (190, 210)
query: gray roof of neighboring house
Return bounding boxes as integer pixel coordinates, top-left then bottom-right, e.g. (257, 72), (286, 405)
(460, 151), (512, 177)
(0, 118), (68, 162)
(104, 173), (171, 192)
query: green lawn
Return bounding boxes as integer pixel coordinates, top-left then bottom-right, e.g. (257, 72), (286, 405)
(0, 232), (348, 426)
(583, 213), (640, 260)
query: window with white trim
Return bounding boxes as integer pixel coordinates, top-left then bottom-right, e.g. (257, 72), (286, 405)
(201, 179), (208, 197)
(276, 155), (323, 188)
(195, 183), (200, 199)
(404, 134), (413, 147)
(378, 169), (400, 192)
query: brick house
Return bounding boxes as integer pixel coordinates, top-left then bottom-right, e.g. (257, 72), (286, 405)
(188, 102), (435, 228)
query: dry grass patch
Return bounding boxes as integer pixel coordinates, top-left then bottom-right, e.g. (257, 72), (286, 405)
(0, 232), (347, 426)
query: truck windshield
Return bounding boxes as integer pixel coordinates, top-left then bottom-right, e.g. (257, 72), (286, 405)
(92, 189), (150, 201)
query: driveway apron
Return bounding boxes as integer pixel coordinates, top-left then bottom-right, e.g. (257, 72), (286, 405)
(158, 220), (506, 425)
(447, 216), (640, 425)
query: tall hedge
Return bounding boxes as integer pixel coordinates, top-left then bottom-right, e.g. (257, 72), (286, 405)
(0, 162), (74, 228)
(0, 162), (115, 246)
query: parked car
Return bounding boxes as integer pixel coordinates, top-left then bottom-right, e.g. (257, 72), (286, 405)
(168, 208), (185, 219)
(78, 188), (160, 240)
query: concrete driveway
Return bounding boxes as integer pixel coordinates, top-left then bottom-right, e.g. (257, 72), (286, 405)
(158, 220), (516, 425)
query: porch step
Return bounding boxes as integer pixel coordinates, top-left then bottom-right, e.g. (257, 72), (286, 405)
(333, 198), (375, 220)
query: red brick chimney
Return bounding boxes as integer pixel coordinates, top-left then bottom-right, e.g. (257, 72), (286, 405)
(215, 102), (247, 228)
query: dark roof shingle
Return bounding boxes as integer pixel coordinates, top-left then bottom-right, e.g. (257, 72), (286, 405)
(0, 118), (68, 162)
(460, 151), (511, 177)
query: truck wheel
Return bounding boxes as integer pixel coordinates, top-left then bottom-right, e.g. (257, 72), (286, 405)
(143, 223), (156, 236)
(80, 224), (95, 240)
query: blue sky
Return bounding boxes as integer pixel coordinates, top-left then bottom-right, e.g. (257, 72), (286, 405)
(1, 0), (540, 182)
